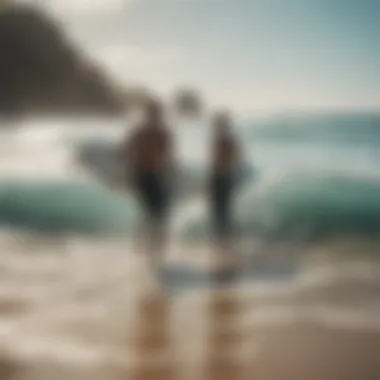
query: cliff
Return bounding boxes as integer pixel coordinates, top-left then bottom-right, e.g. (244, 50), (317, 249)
(0, 3), (124, 117)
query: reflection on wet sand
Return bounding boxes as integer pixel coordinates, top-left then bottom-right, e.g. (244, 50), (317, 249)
(0, 243), (380, 380)
(130, 291), (175, 380)
(205, 292), (246, 380)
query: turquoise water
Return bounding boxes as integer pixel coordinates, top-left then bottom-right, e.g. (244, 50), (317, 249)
(0, 180), (139, 235)
(245, 112), (380, 146)
(1, 112), (379, 243)
(181, 112), (380, 243)
(183, 174), (380, 243)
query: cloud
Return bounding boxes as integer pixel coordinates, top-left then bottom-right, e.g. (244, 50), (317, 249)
(16, 0), (134, 16)
(99, 45), (187, 63)
(90, 45), (188, 77)
(50, 0), (126, 15)
(84, 44), (189, 96)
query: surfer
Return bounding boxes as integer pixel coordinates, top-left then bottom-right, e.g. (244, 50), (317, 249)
(119, 100), (175, 269)
(208, 111), (241, 277)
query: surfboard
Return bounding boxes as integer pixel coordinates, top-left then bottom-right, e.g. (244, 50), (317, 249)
(73, 139), (258, 198)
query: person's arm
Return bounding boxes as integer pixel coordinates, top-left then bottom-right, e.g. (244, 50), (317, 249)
(117, 128), (140, 162)
(232, 136), (243, 167)
(165, 130), (178, 176)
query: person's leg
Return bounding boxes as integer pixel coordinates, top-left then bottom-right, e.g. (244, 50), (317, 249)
(210, 176), (221, 238)
(141, 173), (170, 270)
(211, 175), (233, 243)
(210, 174), (237, 281)
(131, 172), (151, 250)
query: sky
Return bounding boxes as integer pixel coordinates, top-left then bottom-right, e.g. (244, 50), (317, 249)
(17, 0), (380, 113)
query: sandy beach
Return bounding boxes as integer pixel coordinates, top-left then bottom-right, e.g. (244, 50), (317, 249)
(0, 239), (379, 380)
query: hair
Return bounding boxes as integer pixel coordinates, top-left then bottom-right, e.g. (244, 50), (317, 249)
(213, 110), (231, 128)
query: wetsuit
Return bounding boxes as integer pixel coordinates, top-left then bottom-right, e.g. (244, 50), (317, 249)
(127, 125), (172, 222)
(210, 132), (239, 239)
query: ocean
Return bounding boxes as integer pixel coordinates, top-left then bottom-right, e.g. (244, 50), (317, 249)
(0, 112), (380, 379)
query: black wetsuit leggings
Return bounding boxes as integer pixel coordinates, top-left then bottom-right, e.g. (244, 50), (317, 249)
(132, 170), (170, 222)
(210, 173), (235, 239)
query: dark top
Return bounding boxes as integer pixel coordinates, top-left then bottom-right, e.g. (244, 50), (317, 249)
(211, 131), (239, 175)
(122, 123), (172, 173)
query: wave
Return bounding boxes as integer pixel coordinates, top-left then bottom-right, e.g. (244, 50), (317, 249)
(181, 172), (380, 243)
(2, 173), (380, 242)
(247, 112), (380, 146)
(0, 180), (139, 235)
(72, 138), (258, 198)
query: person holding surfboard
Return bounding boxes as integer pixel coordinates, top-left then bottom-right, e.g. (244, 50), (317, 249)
(208, 111), (242, 275)
(119, 100), (175, 269)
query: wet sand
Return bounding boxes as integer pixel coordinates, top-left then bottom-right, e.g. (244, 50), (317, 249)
(254, 323), (380, 380)
(0, 244), (379, 380)
(1, 288), (380, 380)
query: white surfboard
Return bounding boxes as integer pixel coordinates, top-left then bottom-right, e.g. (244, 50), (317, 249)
(73, 139), (258, 198)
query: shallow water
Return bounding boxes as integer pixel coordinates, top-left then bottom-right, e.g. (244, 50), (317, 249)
(0, 115), (379, 379)
(0, 233), (379, 380)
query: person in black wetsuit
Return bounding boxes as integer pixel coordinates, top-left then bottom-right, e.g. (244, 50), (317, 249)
(119, 100), (175, 268)
(208, 111), (241, 273)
